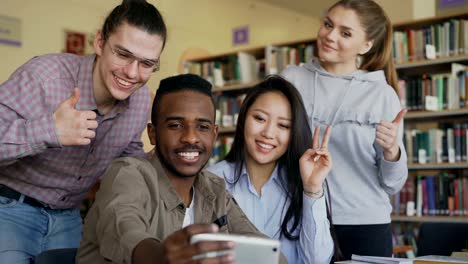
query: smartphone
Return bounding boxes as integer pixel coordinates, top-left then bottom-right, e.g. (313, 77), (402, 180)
(190, 233), (280, 264)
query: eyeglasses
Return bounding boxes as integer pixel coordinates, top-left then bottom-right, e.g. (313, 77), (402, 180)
(108, 43), (160, 73)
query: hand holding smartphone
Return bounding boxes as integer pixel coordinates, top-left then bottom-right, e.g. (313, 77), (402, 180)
(190, 233), (280, 264)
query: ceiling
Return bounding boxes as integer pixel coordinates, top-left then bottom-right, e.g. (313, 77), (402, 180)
(254, 0), (336, 17)
(67, 0), (335, 18)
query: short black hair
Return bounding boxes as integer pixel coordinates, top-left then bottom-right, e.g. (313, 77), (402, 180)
(151, 74), (215, 125)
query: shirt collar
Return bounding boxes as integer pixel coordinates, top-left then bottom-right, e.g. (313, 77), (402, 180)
(149, 154), (184, 211)
(238, 162), (282, 186)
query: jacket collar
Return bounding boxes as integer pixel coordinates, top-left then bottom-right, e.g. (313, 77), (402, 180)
(149, 154), (216, 216)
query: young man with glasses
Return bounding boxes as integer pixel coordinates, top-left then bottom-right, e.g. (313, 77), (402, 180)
(0, 0), (166, 262)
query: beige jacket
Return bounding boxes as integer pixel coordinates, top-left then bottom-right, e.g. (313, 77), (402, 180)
(76, 154), (280, 264)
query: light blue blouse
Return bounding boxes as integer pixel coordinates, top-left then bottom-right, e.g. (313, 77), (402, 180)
(207, 160), (334, 264)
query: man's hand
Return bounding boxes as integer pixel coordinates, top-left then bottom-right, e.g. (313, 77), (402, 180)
(53, 88), (98, 146)
(133, 224), (236, 264)
(162, 224), (235, 264)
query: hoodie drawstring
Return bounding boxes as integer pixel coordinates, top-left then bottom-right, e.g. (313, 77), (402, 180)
(311, 73), (356, 128)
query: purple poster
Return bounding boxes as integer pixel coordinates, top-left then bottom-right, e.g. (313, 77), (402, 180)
(439, 0), (467, 8)
(233, 26), (249, 46)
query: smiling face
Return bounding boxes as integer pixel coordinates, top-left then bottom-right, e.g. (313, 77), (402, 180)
(244, 91), (291, 168)
(93, 22), (164, 104)
(316, 5), (373, 74)
(151, 90), (218, 179)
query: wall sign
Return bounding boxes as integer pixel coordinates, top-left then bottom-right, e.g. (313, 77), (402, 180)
(0, 15), (21, 47)
(65, 31), (86, 55)
(439, 0), (467, 8)
(233, 25), (249, 46)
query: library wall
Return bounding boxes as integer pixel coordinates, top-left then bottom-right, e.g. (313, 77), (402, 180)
(157, 0), (320, 92)
(0, 0), (107, 82)
(0, 0), (442, 152)
(0, 0), (318, 88)
(1, 0), (433, 88)
(0, 0), (318, 151)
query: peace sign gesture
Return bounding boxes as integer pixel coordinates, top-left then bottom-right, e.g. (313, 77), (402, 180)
(299, 126), (332, 198)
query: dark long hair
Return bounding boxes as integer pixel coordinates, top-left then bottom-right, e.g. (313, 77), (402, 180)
(328, 0), (398, 95)
(101, 0), (167, 50)
(224, 75), (312, 240)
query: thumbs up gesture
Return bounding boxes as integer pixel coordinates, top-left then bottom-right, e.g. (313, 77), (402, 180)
(375, 109), (407, 161)
(53, 88), (98, 146)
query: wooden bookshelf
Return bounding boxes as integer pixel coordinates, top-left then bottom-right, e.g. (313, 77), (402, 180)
(213, 80), (260, 92)
(390, 13), (468, 256)
(395, 54), (468, 69)
(185, 46), (265, 62)
(392, 215), (468, 223)
(218, 126), (236, 134)
(393, 12), (468, 30)
(405, 108), (468, 119)
(408, 162), (468, 170)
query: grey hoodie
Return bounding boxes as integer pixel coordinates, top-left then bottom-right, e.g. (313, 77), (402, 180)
(282, 59), (408, 225)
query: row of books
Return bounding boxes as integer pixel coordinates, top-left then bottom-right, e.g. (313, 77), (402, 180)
(397, 63), (467, 111)
(392, 173), (468, 217)
(210, 135), (234, 165)
(404, 123), (468, 164)
(265, 44), (314, 75)
(392, 18), (468, 63)
(215, 94), (246, 128)
(392, 222), (418, 258)
(183, 43), (314, 90)
(183, 52), (263, 88)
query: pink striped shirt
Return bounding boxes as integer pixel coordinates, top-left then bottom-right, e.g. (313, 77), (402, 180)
(0, 53), (151, 209)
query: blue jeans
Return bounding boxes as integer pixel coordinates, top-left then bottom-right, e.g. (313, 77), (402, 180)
(0, 194), (82, 264)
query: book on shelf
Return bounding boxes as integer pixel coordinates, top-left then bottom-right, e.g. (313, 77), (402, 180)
(392, 171), (468, 217)
(407, 175), (416, 216)
(404, 122), (468, 164)
(451, 251), (468, 259)
(346, 254), (468, 264)
(265, 43), (314, 75)
(183, 53), (263, 88)
(210, 135), (234, 164)
(414, 254), (468, 263)
(237, 51), (259, 83)
(398, 63), (467, 112)
(351, 254), (412, 264)
(215, 94), (245, 128)
(391, 222), (418, 257)
(392, 18), (467, 63)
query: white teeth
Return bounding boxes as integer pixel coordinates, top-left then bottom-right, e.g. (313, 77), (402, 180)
(258, 142), (273, 149)
(116, 76), (131, 86)
(178, 152), (199, 159)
